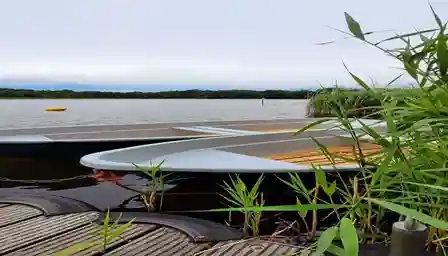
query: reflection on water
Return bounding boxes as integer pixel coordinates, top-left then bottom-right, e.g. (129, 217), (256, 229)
(0, 156), (301, 233)
(0, 157), (149, 209)
(0, 157), (229, 213)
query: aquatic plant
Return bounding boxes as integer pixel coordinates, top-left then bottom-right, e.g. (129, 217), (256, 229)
(93, 160), (168, 212)
(305, 87), (383, 119)
(220, 174), (265, 236)
(296, 5), (448, 254)
(133, 160), (166, 212)
(210, 4), (448, 255)
(55, 209), (135, 255)
(278, 167), (337, 239)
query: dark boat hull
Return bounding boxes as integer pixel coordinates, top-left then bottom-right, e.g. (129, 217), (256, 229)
(0, 137), (192, 160)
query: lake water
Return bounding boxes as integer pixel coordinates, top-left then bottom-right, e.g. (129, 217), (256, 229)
(0, 99), (309, 129)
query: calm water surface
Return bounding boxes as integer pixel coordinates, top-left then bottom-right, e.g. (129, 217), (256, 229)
(0, 99), (309, 129)
(0, 99), (308, 216)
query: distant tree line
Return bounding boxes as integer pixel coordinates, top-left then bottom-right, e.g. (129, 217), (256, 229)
(0, 88), (318, 99)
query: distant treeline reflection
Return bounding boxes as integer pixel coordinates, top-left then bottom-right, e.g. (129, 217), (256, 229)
(0, 88), (318, 99)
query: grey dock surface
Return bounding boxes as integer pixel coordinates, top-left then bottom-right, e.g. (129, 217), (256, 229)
(0, 203), (301, 255)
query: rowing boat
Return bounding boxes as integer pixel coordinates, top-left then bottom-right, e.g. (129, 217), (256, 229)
(80, 118), (385, 172)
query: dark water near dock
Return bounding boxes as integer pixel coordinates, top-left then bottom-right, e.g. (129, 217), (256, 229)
(0, 156), (302, 233)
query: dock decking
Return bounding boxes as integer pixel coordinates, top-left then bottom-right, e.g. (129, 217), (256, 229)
(0, 203), (301, 255)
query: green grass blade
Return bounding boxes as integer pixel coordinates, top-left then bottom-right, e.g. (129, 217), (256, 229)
(406, 182), (448, 192)
(430, 4), (443, 29)
(106, 218), (135, 243)
(54, 241), (100, 256)
(293, 118), (333, 135)
(208, 203), (344, 212)
(367, 198), (448, 230)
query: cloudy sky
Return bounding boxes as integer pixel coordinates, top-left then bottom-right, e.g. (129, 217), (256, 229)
(0, 0), (446, 89)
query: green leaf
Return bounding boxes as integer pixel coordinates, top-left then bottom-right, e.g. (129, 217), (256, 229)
(296, 198), (309, 218)
(133, 163), (152, 177)
(406, 182), (448, 193)
(54, 241), (100, 256)
(326, 182), (337, 197)
(344, 12), (365, 40)
(342, 63), (380, 101)
(293, 118), (333, 136)
(401, 48), (419, 80)
(315, 169), (336, 196)
(339, 218), (359, 256)
(367, 198), (448, 230)
(430, 4), (443, 29)
(106, 218), (135, 243)
(312, 226), (339, 256)
(315, 169), (328, 190)
(436, 30), (448, 79)
(103, 208), (110, 235)
(387, 74), (404, 86)
(110, 212), (122, 229)
(375, 29), (437, 45)
(326, 244), (346, 256)
(208, 203), (345, 212)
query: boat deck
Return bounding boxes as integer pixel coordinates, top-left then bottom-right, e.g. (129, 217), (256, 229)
(0, 203), (301, 255)
(266, 143), (382, 166)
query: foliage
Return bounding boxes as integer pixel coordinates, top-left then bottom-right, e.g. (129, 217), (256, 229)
(133, 161), (166, 212)
(301, 6), (448, 254)
(104, 160), (170, 212)
(211, 4), (448, 256)
(0, 88), (315, 99)
(305, 88), (383, 118)
(278, 167), (337, 239)
(310, 217), (359, 256)
(220, 174), (265, 236)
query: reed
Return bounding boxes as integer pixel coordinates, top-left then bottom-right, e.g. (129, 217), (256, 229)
(220, 174), (265, 236)
(211, 4), (448, 256)
(133, 160), (166, 212)
(305, 87), (386, 119)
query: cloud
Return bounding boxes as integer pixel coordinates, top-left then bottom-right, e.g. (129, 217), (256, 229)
(0, 0), (444, 88)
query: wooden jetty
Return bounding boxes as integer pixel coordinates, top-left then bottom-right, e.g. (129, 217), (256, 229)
(0, 202), (301, 255)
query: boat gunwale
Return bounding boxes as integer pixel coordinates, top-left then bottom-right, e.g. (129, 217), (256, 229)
(79, 131), (378, 173)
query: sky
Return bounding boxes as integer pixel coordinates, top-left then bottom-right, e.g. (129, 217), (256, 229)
(0, 0), (447, 90)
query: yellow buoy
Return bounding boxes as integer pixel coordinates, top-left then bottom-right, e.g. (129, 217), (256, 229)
(45, 107), (67, 112)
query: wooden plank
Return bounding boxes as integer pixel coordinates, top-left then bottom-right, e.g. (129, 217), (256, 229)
(266, 144), (382, 166)
(269, 145), (381, 160)
(105, 227), (210, 256)
(202, 239), (300, 256)
(0, 212), (97, 255)
(0, 204), (43, 227)
(13, 223), (157, 256)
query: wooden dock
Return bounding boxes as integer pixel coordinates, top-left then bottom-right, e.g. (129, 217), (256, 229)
(0, 203), (301, 255)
